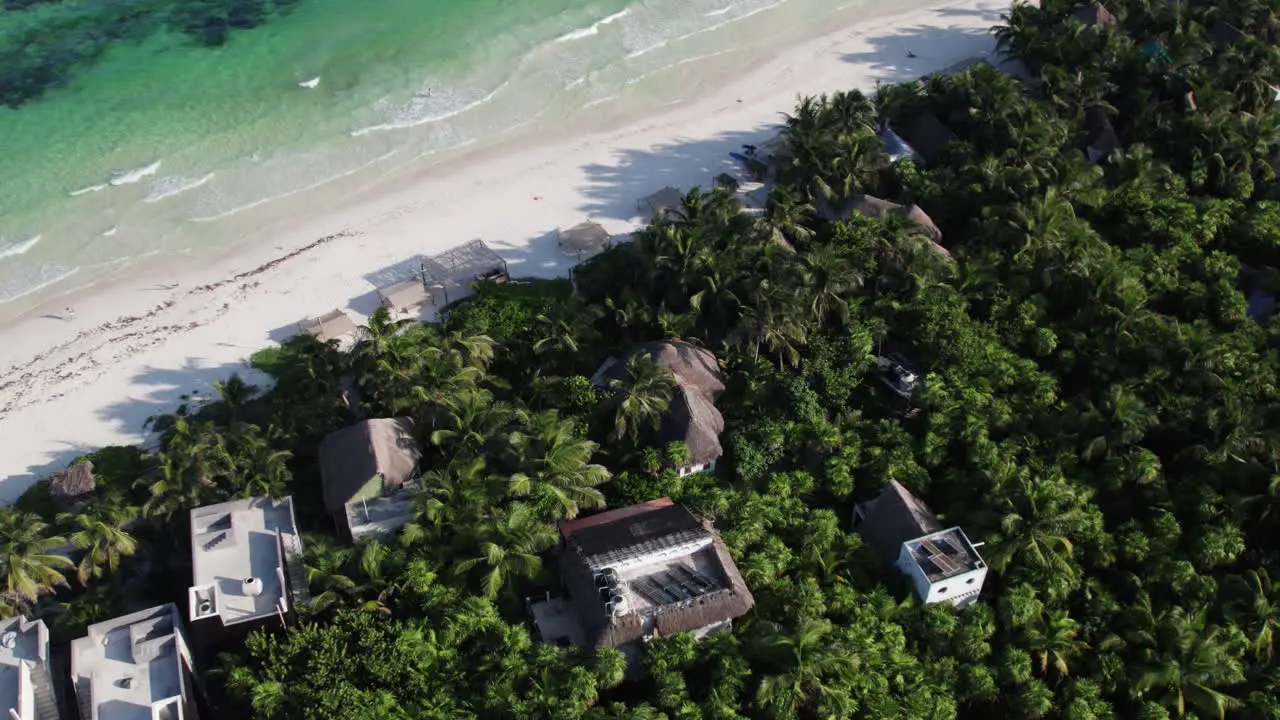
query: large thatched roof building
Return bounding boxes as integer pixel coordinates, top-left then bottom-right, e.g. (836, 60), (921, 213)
(825, 194), (951, 260)
(536, 499), (754, 651)
(593, 341), (725, 475)
(1070, 3), (1116, 27)
(318, 418), (423, 539)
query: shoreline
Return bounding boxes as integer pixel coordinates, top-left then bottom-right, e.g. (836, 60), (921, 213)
(0, 0), (1010, 500)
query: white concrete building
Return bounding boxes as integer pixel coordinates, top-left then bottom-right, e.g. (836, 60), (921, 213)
(0, 616), (59, 720)
(852, 480), (987, 608)
(187, 496), (308, 631)
(70, 604), (199, 720)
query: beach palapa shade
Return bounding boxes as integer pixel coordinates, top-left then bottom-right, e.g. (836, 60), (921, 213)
(638, 186), (684, 219)
(558, 221), (611, 257)
(299, 309), (357, 342)
(378, 278), (431, 313)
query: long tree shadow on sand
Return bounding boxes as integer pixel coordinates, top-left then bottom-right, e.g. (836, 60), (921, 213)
(839, 8), (1007, 85)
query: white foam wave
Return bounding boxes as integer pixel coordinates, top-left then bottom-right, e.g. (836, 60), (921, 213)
(410, 138), (477, 162)
(705, 5), (733, 16)
(145, 173), (216, 203)
(0, 235), (40, 261)
(0, 265), (80, 305)
(677, 48), (738, 66)
(69, 184), (107, 197)
(350, 81), (511, 137)
(555, 8), (631, 43)
(583, 95), (620, 108)
(188, 150), (399, 223)
(109, 160), (162, 187)
(102, 226), (118, 237)
(626, 0), (790, 59)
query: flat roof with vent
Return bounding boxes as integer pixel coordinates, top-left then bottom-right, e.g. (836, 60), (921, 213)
(903, 527), (984, 582)
(0, 616), (48, 720)
(188, 496), (306, 627)
(70, 604), (193, 720)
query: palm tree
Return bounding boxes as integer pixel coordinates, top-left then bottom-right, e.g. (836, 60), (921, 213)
(0, 509), (74, 606)
(302, 534), (357, 613)
(608, 354), (677, 442)
(981, 473), (1090, 580)
(1022, 608), (1088, 677)
(210, 373), (260, 426)
(752, 618), (860, 719)
(453, 503), (558, 599)
(1224, 568), (1280, 661)
(760, 184), (816, 248)
(1132, 607), (1245, 719)
(508, 411), (610, 519)
(224, 425), (293, 499)
(400, 458), (496, 546)
(801, 244), (860, 325)
(428, 387), (513, 460)
(60, 499), (140, 585)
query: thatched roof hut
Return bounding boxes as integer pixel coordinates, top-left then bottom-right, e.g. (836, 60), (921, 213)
(1211, 21), (1246, 46)
(900, 113), (956, 164)
(299, 309), (357, 342)
(49, 460), (96, 508)
(638, 187), (685, 219)
(559, 500), (755, 648)
(1070, 3), (1116, 27)
(1084, 108), (1122, 164)
(597, 341), (725, 466)
(827, 195), (947, 257)
(378, 279), (431, 314)
(558, 221), (611, 258)
(854, 480), (943, 563)
(318, 418), (422, 514)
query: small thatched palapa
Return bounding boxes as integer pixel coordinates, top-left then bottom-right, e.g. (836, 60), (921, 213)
(559, 501), (755, 648)
(1211, 21), (1246, 46)
(49, 460), (96, 508)
(558, 221), (611, 257)
(1084, 108), (1122, 163)
(378, 279), (431, 314)
(318, 418), (422, 514)
(854, 480), (943, 563)
(901, 113), (956, 164)
(638, 187), (685, 219)
(1070, 3), (1116, 27)
(598, 341), (725, 466)
(299, 309), (357, 342)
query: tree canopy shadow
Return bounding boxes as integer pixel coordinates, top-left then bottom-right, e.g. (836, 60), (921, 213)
(840, 17), (1004, 85)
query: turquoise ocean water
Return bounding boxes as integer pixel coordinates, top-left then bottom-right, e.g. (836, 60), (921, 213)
(0, 0), (907, 316)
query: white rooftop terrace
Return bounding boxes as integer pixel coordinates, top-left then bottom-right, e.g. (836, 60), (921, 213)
(188, 496), (304, 627)
(70, 604), (191, 720)
(0, 616), (47, 720)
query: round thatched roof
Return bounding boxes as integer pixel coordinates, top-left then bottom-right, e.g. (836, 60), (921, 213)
(49, 460), (96, 505)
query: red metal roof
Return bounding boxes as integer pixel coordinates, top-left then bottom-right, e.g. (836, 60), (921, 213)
(557, 498), (674, 539)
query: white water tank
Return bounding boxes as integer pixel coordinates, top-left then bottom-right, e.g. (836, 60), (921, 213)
(242, 577), (263, 597)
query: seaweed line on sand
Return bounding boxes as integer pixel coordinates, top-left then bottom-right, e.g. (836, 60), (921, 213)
(0, 229), (362, 421)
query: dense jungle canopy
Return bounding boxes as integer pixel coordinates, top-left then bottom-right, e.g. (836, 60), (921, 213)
(5, 0), (1280, 717)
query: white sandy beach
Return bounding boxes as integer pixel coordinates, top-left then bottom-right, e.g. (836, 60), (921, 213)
(0, 0), (1009, 501)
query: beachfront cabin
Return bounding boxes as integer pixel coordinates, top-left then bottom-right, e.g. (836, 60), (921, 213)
(187, 497), (308, 641)
(852, 481), (987, 609)
(591, 341), (725, 477)
(900, 113), (956, 166)
(70, 604), (201, 720)
(0, 616), (60, 720)
(318, 418), (423, 541)
(1084, 108), (1122, 165)
(558, 221), (611, 260)
(378, 278), (432, 317)
(417, 238), (510, 310)
(299, 309), (358, 344)
(637, 187), (685, 221)
(528, 499), (754, 670)
(1069, 3), (1116, 28)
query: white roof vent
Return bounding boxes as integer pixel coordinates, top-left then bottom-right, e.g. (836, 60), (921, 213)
(242, 577), (263, 597)
(0, 631), (16, 649)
